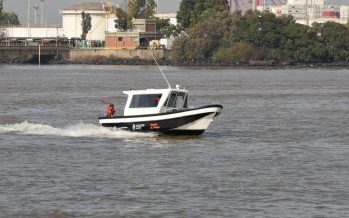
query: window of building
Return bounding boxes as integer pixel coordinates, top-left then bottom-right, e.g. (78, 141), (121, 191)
(118, 37), (123, 42)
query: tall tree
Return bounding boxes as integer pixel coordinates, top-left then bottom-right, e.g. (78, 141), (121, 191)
(144, 0), (156, 18)
(128, 0), (156, 19)
(115, 7), (130, 31)
(176, 0), (195, 29)
(81, 12), (92, 40)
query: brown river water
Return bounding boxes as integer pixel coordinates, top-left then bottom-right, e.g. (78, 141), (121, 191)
(0, 65), (348, 217)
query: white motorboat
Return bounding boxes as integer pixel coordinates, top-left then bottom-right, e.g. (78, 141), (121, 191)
(98, 85), (223, 135)
(98, 52), (222, 135)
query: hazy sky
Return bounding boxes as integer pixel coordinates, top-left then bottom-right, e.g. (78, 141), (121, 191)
(3, 0), (181, 25)
(3, 0), (348, 25)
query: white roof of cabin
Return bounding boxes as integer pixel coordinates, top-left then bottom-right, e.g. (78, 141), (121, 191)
(123, 88), (188, 96)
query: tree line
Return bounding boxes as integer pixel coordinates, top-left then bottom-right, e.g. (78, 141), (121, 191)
(171, 0), (349, 65)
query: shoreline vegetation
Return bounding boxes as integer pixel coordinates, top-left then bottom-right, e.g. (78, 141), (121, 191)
(49, 57), (349, 68)
(48, 57), (349, 69)
(170, 1), (349, 67)
(3, 55), (349, 69)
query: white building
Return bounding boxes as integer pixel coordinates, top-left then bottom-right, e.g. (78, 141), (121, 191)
(155, 13), (177, 26)
(3, 25), (63, 38)
(260, 0), (349, 26)
(60, 2), (117, 41)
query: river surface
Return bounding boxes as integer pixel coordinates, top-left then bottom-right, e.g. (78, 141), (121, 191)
(0, 65), (349, 217)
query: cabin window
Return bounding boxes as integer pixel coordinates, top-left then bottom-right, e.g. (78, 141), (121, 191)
(130, 94), (162, 108)
(165, 92), (188, 109)
(176, 92), (188, 108)
(166, 92), (177, 108)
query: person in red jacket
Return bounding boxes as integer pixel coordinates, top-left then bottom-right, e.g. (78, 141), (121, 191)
(106, 104), (115, 117)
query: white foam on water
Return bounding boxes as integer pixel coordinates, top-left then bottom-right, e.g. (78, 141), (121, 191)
(0, 121), (156, 139)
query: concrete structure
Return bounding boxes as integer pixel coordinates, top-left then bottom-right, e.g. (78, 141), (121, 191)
(155, 13), (177, 26)
(69, 48), (170, 61)
(2, 25), (63, 38)
(60, 2), (117, 41)
(0, 45), (70, 63)
(0, 45), (169, 64)
(159, 38), (173, 49)
(105, 19), (163, 49)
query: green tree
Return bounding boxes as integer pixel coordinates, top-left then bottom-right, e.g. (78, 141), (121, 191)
(156, 18), (181, 37)
(313, 21), (349, 62)
(81, 12), (92, 40)
(172, 9), (349, 65)
(0, 0), (20, 25)
(213, 42), (253, 64)
(0, 0), (3, 13)
(2, 12), (19, 24)
(115, 7), (130, 31)
(177, 0), (229, 29)
(176, 0), (195, 29)
(128, 0), (156, 19)
(171, 11), (232, 62)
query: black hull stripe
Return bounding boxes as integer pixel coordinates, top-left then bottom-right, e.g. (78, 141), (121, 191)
(100, 112), (213, 132)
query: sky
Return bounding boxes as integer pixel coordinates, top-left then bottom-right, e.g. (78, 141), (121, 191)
(3, 0), (181, 25)
(3, 0), (349, 25)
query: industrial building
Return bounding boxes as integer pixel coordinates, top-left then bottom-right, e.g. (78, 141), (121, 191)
(105, 18), (163, 49)
(1, 25), (63, 39)
(60, 2), (117, 41)
(155, 13), (177, 26)
(1, 1), (177, 49)
(229, 0), (349, 25)
(1, 2), (115, 42)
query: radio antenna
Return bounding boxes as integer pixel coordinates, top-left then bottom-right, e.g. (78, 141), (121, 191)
(150, 51), (171, 89)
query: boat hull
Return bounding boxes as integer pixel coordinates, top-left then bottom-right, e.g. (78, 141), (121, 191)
(98, 105), (223, 135)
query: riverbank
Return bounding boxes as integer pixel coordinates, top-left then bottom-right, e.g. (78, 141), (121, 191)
(2, 49), (349, 68)
(48, 56), (173, 66)
(3, 58), (349, 69)
(47, 57), (349, 69)
(2, 46), (349, 68)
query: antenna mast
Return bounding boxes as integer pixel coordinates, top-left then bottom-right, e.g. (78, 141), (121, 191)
(34, 5), (39, 25)
(40, 0), (45, 25)
(150, 51), (171, 89)
(27, 0), (31, 38)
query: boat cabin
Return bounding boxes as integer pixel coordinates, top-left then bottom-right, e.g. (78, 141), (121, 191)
(123, 86), (189, 116)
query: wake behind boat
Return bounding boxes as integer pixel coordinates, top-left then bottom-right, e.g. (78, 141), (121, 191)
(98, 86), (223, 135)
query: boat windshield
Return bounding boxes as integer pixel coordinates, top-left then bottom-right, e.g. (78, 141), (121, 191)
(165, 91), (188, 109)
(130, 94), (162, 108)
